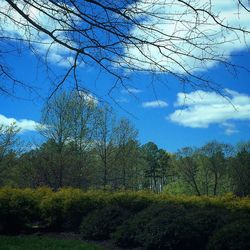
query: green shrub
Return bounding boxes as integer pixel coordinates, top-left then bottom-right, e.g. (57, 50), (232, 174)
(80, 205), (131, 240)
(40, 188), (106, 231)
(0, 188), (40, 234)
(110, 191), (152, 212)
(40, 192), (65, 231)
(61, 189), (106, 231)
(207, 219), (250, 250)
(113, 202), (187, 248)
(113, 203), (231, 250)
(174, 206), (229, 250)
(0, 187), (250, 240)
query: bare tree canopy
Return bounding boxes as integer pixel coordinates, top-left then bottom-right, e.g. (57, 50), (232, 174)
(1, 0), (250, 96)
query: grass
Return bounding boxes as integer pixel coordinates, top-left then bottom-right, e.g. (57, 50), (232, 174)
(0, 235), (105, 250)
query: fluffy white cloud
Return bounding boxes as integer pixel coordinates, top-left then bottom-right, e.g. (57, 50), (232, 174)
(168, 89), (250, 129)
(0, 114), (39, 132)
(0, 0), (77, 67)
(142, 100), (168, 108)
(3, 1), (250, 73)
(123, 0), (250, 73)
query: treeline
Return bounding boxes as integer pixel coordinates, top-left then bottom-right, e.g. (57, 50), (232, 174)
(0, 91), (249, 196)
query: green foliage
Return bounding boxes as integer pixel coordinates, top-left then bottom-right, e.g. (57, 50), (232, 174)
(207, 219), (250, 250)
(141, 142), (170, 192)
(112, 203), (172, 248)
(40, 188), (106, 231)
(0, 187), (250, 250)
(230, 143), (250, 196)
(80, 205), (131, 240)
(163, 180), (192, 195)
(0, 235), (104, 250)
(109, 191), (153, 212)
(0, 188), (40, 234)
(113, 194), (250, 249)
(113, 203), (195, 249)
(40, 191), (65, 230)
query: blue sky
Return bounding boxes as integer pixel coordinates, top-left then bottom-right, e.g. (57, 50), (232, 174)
(1, 0), (250, 152)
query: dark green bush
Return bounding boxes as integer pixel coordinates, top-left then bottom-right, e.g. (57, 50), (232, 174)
(0, 188), (40, 234)
(113, 202), (187, 248)
(181, 206), (231, 248)
(207, 219), (250, 250)
(80, 205), (131, 240)
(113, 203), (230, 250)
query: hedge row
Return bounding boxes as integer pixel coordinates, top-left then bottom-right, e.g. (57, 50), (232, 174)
(0, 188), (250, 249)
(0, 187), (152, 233)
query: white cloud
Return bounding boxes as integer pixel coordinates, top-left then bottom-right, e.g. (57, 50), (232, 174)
(122, 0), (250, 73)
(40, 46), (76, 68)
(0, 0), (78, 68)
(3, 1), (250, 74)
(78, 91), (98, 105)
(168, 89), (250, 129)
(0, 114), (39, 132)
(142, 100), (168, 108)
(222, 122), (239, 136)
(122, 88), (143, 94)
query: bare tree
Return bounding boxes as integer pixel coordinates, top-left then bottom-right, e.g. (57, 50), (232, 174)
(39, 90), (97, 188)
(39, 92), (74, 188)
(114, 118), (138, 188)
(230, 141), (250, 196)
(0, 123), (19, 163)
(67, 91), (98, 187)
(176, 147), (201, 196)
(93, 104), (116, 188)
(1, 0), (250, 97)
(0, 123), (20, 185)
(201, 141), (232, 195)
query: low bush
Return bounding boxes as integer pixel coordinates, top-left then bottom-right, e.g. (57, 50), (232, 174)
(113, 203), (232, 250)
(0, 188), (40, 234)
(109, 191), (153, 212)
(80, 205), (131, 240)
(113, 202), (188, 249)
(207, 219), (250, 250)
(40, 191), (65, 231)
(0, 186), (250, 250)
(40, 188), (106, 231)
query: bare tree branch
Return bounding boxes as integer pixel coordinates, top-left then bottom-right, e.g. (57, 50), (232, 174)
(0, 0), (250, 98)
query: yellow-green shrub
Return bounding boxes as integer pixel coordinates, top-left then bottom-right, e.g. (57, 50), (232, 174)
(40, 188), (107, 231)
(0, 188), (40, 234)
(0, 187), (249, 239)
(109, 191), (153, 212)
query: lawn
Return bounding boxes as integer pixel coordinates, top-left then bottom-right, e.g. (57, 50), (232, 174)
(0, 235), (105, 250)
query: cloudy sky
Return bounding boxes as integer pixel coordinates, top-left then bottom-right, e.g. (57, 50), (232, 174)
(0, 0), (250, 152)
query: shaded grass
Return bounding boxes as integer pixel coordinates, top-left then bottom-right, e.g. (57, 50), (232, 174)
(0, 235), (105, 250)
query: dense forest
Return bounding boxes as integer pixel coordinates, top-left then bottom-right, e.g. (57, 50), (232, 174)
(0, 91), (249, 197)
